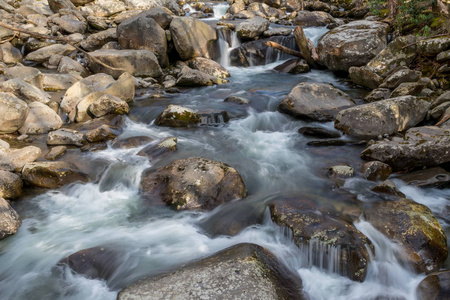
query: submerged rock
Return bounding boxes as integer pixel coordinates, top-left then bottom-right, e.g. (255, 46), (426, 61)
(22, 161), (89, 188)
(416, 270), (450, 300)
(317, 20), (389, 72)
(118, 243), (304, 300)
(361, 126), (450, 171)
(363, 198), (448, 274)
(140, 157), (247, 210)
(298, 127), (341, 139)
(278, 82), (354, 121)
(137, 137), (177, 160)
(335, 96), (429, 139)
(0, 197), (21, 240)
(269, 196), (372, 282)
(111, 136), (153, 149)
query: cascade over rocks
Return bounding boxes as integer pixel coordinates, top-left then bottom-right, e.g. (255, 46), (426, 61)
(269, 196), (372, 282)
(363, 198), (448, 274)
(317, 20), (389, 72)
(118, 243), (305, 300)
(170, 17), (217, 60)
(335, 96), (429, 139)
(140, 157), (247, 210)
(278, 82), (355, 121)
(361, 126), (450, 171)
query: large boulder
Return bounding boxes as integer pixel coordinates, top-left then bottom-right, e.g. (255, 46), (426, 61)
(335, 96), (429, 139)
(0, 146), (41, 172)
(170, 17), (217, 60)
(0, 79), (51, 104)
(292, 11), (335, 27)
(19, 102), (63, 135)
(236, 16), (270, 39)
(416, 270), (450, 300)
(0, 170), (22, 199)
(117, 10), (168, 67)
(22, 161), (89, 188)
(317, 20), (389, 72)
(25, 44), (76, 63)
(118, 243), (304, 300)
(366, 35), (417, 78)
(418, 37), (450, 56)
(277, 82), (354, 121)
(0, 93), (29, 134)
(140, 157), (247, 210)
(0, 197), (21, 240)
(361, 126), (450, 171)
(87, 49), (162, 79)
(269, 196), (372, 282)
(363, 198), (448, 274)
(4, 66), (43, 89)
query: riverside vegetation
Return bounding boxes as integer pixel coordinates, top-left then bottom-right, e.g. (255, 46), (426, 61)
(0, 0), (449, 299)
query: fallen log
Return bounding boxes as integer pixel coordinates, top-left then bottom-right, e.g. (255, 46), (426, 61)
(265, 41), (304, 59)
(294, 26), (317, 67)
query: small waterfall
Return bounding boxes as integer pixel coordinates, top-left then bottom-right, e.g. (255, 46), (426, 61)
(213, 4), (229, 19)
(216, 28), (241, 68)
(265, 35), (298, 65)
(199, 111), (228, 126)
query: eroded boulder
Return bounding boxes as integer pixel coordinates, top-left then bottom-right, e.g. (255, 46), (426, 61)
(278, 82), (354, 121)
(140, 157), (247, 210)
(335, 96), (429, 139)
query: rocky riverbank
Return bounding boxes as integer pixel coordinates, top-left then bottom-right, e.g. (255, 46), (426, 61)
(0, 0), (449, 299)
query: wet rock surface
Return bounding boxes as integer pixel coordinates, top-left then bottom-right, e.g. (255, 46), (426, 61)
(140, 157), (247, 210)
(22, 161), (89, 188)
(416, 270), (450, 300)
(118, 243), (305, 300)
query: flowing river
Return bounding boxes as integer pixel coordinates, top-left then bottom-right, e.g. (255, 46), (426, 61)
(0, 9), (449, 300)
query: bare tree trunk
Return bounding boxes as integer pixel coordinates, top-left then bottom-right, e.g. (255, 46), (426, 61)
(265, 41), (304, 59)
(294, 26), (317, 67)
(388, 0), (398, 19)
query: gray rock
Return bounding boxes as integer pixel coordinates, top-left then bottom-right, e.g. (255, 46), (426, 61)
(361, 161), (392, 181)
(81, 0), (126, 17)
(137, 137), (177, 160)
(278, 82), (354, 121)
(84, 125), (122, 143)
(379, 68), (422, 89)
(224, 96), (250, 105)
(0, 92), (29, 134)
(317, 20), (389, 72)
(0, 170), (22, 199)
(335, 96), (429, 139)
(429, 102), (450, 120)
(43, 73), (82, 91)
(363, 88), (391, 102)
(349, 66), (383, 89)
(431, 91), (450, 109)
(118, 243), (304, 300)
(361, 126), (450, 171)
(0, 146), (42, 172)
(4, 66), (43, 89)
(88, 94), (129, 117)
(47, 128), (85, 146)
(229, 0), (245, 14)
(117, 10), (168, 67)
(111, 136), (153, 149)
(437, 50), (450, 63)
(263, 27), (292, 37)
(52, 15), (87, 34)
(274, 59), (310, 74)
(0, 197), (21, 240)
(298, 126), (341, 138)
(48, 0), (77, 12)
(22, 161), (89, 188)
(0, 42), (23, 65)
(371, 180), (405, 198)
(170, 17), (217, 60)
(86, 15), (109, 30)
(155, 105), (200, 127)
(45, 146), (67, 160)
(87, 49), (162, 79)
(80, 28), (117, 52)
(1, 79), (51, 104)
(176, 68), (227, 87)
(293, 11), (335, 27)
(418, 37), (450, 56)
(25, 44), (76, 63)
(236, 16), (270, 39)
(58, 56), (90, 78)
(390, 81), (425, 98)
(140, 157), (247, 210)
(186, 57), (230, 78)
(397, 167), (450, 188)
(19, 102), (63, 135)
(366, 35), (417, 77)
(416, 270), (450, 300)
